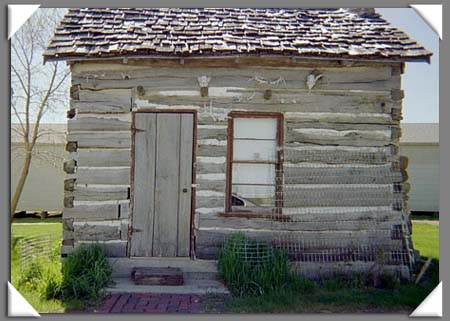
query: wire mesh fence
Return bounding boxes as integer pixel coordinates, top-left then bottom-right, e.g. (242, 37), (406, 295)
(18, 234), (53, 272)
(219, 149), (414, 278)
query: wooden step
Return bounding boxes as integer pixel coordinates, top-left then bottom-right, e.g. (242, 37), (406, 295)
(131, 267), (184, 286)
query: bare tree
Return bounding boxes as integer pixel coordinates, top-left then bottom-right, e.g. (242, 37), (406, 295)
(10, 8), (70, 218)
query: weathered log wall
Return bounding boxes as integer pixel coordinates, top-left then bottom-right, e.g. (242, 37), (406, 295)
(62, 58), (411, 277)
(62, 76), (132, 256)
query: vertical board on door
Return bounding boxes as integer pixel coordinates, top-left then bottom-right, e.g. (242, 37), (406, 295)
(177, 114), (194, 256)
(153, 114), (181, 256)
(130, 114), (157, 257)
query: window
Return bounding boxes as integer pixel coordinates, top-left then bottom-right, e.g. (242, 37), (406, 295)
(225, 112), (283, 214)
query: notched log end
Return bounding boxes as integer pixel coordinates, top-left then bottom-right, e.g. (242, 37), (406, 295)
(399, 156), (409, 170)
(400, 170), (409, 182)
(70, 85), (80, 100)
(63, 159), (77, 174)
(66, 141), (78, 152)
(390, 144), (399, 155)
(62, 217), (74, 231)
(62, 239), (74, 246)
(391, 127), (401, 140)
(64, 196), (74, 208)
(391, 109), (403, 121)
(400, 182), (411, 194)
(391, 89), (405, 101)
(67, 108), (76, 119)
(64, 178), (76, 192)
(391, 64), (403, 77)
(392, 156), (409, 171)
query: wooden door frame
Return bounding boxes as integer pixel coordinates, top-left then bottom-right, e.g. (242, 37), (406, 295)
(130, 109), (198, 259)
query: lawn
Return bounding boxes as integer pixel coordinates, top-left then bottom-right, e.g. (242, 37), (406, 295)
(226, 281), (439, 313)
(11, 219), (65, 313)
(11, 221), (62, 240)
(223, 221), (440, 314)
(10, 218), (439, 314)
(412, 221), (439, 259)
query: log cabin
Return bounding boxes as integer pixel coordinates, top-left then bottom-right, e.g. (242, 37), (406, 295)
(44, 8), (431, 280)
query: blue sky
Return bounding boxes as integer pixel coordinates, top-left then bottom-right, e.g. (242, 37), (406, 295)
(378, 8), (439, 123)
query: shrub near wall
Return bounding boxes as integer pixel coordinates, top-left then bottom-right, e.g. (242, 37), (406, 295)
(217, 233), (315, 297)
(61, 244), (113, 304)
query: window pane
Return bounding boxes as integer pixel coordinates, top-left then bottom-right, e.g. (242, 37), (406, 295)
(232, 163), (275, 185)
(232, 185), (275, 207)
(233, 139), (277, 162)
(229, 115), (281, 212)
(234, 118), (277, 139)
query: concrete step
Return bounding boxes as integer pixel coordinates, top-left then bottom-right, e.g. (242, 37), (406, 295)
(107, 277), (230, 295)
(108, 257), (219, 279)
(183, 271), (219, 280)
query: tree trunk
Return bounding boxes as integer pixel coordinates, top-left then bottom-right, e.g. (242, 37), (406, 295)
(11, 150), (32, 219)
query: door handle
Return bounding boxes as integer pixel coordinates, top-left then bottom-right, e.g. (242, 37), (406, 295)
(182, 188), (188, 193)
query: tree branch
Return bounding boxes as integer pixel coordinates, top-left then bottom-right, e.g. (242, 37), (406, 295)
(48, 68), (70, 96)
(11, 104), (26, 137)
(30, 63), (58, 149)
(11, 65), (28, 95)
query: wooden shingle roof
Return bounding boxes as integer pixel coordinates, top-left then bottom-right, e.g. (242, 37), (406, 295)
(44, 8), (432, 62)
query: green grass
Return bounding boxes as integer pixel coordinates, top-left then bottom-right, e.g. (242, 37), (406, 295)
(412, 221), (439, 259)
(11, 222), (113, 313)
(11, 221), (65, 313)
(228, 260), (440, 313)
(10, 220), (439, 314)
(223, 222), (440, 313)
(61, 244), (113, 305)
(228, 280), (438, 313)
(10, 221), (62, 286)
(217, 233), (315, 297)
(11, 222), (62, 240)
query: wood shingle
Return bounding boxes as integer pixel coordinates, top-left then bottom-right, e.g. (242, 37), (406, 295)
(44, 8), (431, 62)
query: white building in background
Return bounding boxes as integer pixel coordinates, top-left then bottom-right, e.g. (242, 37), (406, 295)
(11, 124), (67, 212)
(400, 123), (439, 213)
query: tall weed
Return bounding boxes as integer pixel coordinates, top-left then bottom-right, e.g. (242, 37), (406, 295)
(18, 256), (63, 300)
(61, 243), (112, 304)
(218, 233), (315, 297)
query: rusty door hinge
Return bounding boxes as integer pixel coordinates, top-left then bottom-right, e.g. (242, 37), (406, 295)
(131, 126), (146, 133)
(128, 226), (142, 236)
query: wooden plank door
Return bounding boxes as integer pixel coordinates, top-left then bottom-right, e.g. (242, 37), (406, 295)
(131, 113), (194, 257)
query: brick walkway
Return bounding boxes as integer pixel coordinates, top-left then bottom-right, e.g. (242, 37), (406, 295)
(97, 293), (207, 313)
